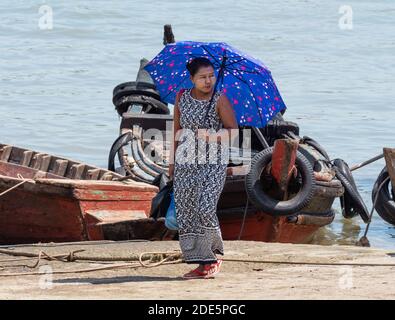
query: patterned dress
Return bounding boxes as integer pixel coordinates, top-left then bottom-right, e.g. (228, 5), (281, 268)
(174, 88), (229, 264)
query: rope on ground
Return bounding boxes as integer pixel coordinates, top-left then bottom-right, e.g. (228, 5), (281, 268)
(221, 257), (395, 267)
(29, 250), (87, 268)
(2, 248), (395, 277)
(138, 251), (183, 267)
(0, 262), (140, 277)
(0, 249), (86, 266)
(0, 249), (184, 264)
(0, 249), (183, 272)
(0, 248), (132, 262)
(0, 251), (183, 277)
(0, 257), (42, 263)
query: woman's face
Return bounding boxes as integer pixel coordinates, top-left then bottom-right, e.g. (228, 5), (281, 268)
(191, 65), (216, 94)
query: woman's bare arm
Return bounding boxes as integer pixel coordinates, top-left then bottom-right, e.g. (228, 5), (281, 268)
(169, 92), (182, 175)
(211, 94), (238, 142)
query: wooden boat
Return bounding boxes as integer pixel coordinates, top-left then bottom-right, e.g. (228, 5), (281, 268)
(0, 25), (345, 245)
(107, 110), (343, 244)
(0, 143), (160, 244)
(103, 25), (345, 244)
(0, 138), (342, 245)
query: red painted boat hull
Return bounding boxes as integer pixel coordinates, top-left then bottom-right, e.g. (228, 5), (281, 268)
(0, 154), (158, 244)
(0, 143), (339, 245)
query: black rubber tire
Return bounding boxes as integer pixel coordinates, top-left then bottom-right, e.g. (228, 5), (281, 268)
(135, 138), (168, 171)
(264, 120), (299, 137)
(108, 132), (133, 172)
(113, 94), (170, 115)
(263, 120), (299, 146)
(333, 158), (358, 219)
(372, 167), (395, 225)
(302, 136), (330, 161)
(245, 147), (316, 216)
(242, 120), (300, 149)
(113, 81), (160, 102)
(332, 159), (370, 223)
(112, 81), (169, 116)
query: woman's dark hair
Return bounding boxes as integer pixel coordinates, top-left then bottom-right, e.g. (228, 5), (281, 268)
(186, 57), (214, 77)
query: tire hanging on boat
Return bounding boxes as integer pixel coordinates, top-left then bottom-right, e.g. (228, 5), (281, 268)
(108, 131), (134, 172)
(332, 158), (370, 223)
(372, 167), (395, 225)
(245, 147), (316, 216)
(108, 130), (167, 183)
(301, 136), (330, 161)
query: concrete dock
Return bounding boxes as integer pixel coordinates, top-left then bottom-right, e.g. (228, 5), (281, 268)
(0, 240), (394, 299)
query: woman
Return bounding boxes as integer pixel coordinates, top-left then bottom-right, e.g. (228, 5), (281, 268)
(168, 57), (238, 279)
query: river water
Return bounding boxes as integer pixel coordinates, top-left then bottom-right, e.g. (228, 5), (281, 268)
(0, 0), (394, 248)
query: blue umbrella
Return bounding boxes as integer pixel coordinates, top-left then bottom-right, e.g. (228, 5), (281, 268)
(144, 41), (286, 128)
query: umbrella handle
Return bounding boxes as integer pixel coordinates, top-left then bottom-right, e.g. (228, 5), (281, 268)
(205, 55), (228, 122)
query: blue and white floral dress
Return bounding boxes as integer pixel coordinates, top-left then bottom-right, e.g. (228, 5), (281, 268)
(173, 88), (229, 264)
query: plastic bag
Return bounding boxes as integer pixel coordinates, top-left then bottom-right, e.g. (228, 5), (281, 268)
(149, 179), (173, 219)
(165, 191), (178, 230)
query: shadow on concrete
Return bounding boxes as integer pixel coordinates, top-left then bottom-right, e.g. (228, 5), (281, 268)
(54, 275), (185, 285)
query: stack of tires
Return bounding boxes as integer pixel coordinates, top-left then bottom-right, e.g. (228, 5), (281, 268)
(112, 81), (170, 116)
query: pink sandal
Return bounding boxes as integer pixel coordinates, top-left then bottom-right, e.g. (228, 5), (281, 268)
(182, 260), (223, 279)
